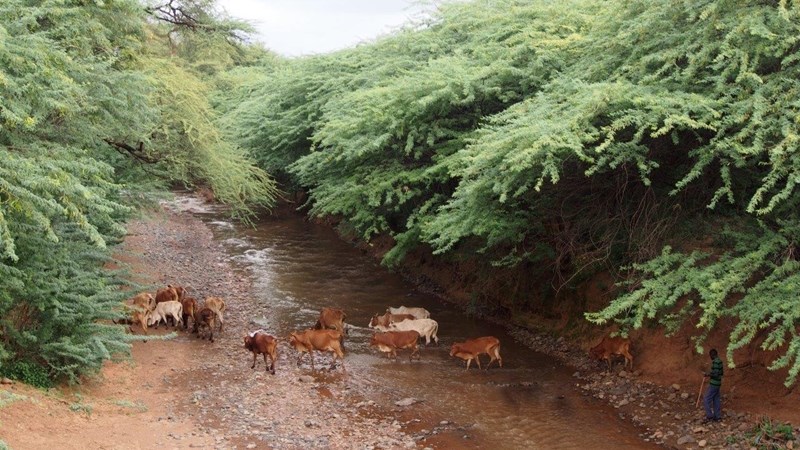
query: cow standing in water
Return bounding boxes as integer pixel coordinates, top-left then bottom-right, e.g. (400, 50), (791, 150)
(289, 329), (346, 371)
(314, 308), (347, 333)
(370, 330), (421, 361)
(450, 336), (502, 370)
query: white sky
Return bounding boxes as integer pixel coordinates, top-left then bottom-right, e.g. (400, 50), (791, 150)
(215, 0), (435, 57)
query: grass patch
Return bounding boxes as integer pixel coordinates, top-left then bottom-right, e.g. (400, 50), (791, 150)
(0, 391), (26, 408)
(112, 399), (148, 412)
(749, 416), (795, 449)
(69, 393), (93, 416)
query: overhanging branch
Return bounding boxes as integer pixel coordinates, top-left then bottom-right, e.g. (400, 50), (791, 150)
(103, 139), (161, 164)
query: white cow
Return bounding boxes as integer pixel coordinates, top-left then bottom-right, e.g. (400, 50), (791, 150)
(387, 306), (430, 320)
(148, 300), (183, 329)
(388, 318), (439, 345)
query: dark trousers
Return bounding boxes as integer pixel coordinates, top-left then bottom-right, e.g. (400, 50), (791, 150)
(703, 384), (721, 420)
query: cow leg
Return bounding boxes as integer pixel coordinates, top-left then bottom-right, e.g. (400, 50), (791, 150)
(475, 355), (483, 370)
(217, 312), (224, 332)
(334, 349), (345, 372)
(623, 350), (634, 370)
(268, 354), (276, 375)
(465, 358), (472, 371)
(409, 346), (419, 362)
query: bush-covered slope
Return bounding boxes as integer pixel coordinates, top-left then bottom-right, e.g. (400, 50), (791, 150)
(220, 0), (800, 385)
(0, 0), (277, 384)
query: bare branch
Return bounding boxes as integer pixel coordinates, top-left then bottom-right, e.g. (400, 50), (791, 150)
(103, 139), (161, 164)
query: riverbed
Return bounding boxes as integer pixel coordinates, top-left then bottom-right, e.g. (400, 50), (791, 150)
(172, 194), (655, 449)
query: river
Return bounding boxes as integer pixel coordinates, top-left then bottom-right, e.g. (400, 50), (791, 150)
(183, 197), (653, 449)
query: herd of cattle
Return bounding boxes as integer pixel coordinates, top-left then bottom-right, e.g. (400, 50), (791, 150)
(127, 285), (633, 375)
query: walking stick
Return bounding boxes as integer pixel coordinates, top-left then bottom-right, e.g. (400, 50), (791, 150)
(695, 375), (706, 408)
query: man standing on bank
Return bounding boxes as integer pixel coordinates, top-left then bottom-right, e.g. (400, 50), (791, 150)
(703, 348), (724, 422)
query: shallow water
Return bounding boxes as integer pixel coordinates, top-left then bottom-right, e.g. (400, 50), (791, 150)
(188, 202), (654, 449)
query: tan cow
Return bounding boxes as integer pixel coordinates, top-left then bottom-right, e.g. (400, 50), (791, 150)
(148, 300), (183, 329)
(128, 292), (155, 334)
(288, 329), (345, 371)
(450, 336), (502, 371)
(131, 292), (156, 312)
(203, 297), (226, 332)
(244, 330), (278, 374)
(370, 331), (420, 361)
(313, 307), (346, 333)
(589, 335), (633, 370)
(368, 312), (415, 331)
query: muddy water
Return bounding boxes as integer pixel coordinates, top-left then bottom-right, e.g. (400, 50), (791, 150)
(195, 205), (653, 449)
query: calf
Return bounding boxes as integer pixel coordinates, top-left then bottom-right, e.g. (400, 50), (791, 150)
(181, 297), (198, 331)
(450, 336), (502, 371)
(148, 300), (183, 329)
(368, 312), (415, 331)
(387, 306), (430, 319)
(313, 307), (347, 333)
(128, 292), (155, 334)
(194, 307), (218, 342)
(388, 318), (439, 345)
(589, 335), (633, 370)
(244, 330), (278, 374)
(288, 329), (345, 371)
(203, 297), (226, 332)
(370, 331), (420, 361)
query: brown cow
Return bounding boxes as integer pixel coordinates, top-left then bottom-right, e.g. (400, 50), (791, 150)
(155, 285), (186, 303)
(450, 336), (502, 371)
(368, 312), (415, 331)
(194, 307), (218, 342)
(244, 331), (278, 374)
(203, 297), (226, 332)
(128, 292), (155, 334)
(181, 297), (198, 331)
(589, 335), (633, 370)
(370, 331), (420, 361)
(288, 329), (345, 371)
(313, 308), (346, 333)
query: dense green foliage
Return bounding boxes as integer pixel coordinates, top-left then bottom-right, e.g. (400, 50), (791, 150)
(0, 0), (277, 384)
(218, 0), (800, 384)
